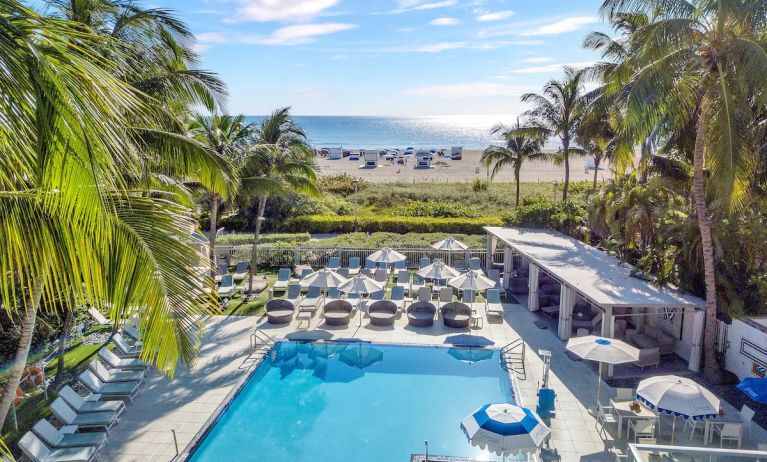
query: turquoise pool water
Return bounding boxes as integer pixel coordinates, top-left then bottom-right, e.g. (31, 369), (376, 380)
(189, 342), (514, 462)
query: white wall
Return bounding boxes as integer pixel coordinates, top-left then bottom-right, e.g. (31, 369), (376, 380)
(725, 318), (767, 380)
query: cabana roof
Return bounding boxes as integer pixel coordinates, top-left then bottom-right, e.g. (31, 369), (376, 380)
(485, 227), (704, 309)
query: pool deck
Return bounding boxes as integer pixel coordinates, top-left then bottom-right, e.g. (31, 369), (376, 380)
(100, 302), (767, 462)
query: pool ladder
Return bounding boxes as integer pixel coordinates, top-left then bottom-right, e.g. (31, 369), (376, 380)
(500, 338), (526, 379)
(250, 328), (277, 358)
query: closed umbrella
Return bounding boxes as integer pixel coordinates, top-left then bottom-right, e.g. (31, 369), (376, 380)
(461, 403), (550, 461)
(737, 377), (767, 404)
(338, 274), (384, 325)
(636, 375), (719, 443)
(432, 236), (468, 265)
(565, 336), (640, 407)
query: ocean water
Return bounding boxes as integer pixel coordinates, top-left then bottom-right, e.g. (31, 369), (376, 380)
(189, 342), (514, 462)
(245, 115), (509, 149)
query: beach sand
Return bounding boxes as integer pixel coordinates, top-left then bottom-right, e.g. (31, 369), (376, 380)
(315, 148), (613, 183)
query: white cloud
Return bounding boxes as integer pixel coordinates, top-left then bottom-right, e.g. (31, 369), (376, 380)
(230, 0), (339, 23)
(259, 23), (357, 45)
(430, 17), (459, 26)
(288, 87), (326, 99)
(524, 56), (552, 63)
(509, 61), (595, 74)
(381, 39), (538, 53)
(404, 81), (531, 98)
(519, 16), (598, 36)
(196, 32), (230, 44)
(475, 10), (515, 22)
(412, 41), (465, 52)
(391, 0), (457, 13)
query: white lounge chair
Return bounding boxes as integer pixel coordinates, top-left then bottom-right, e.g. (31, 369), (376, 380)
(299, 286), (322, 311)
(273, 268), (292, 291)
(410, 274), (426, 297)
(78, 370), (141, 403)
(437, 287), (453, 309)
(395, 270), (410, 290)
(18, 432), (98, 462)
(485, 289), (504, 317)
(327, 256), (341, 270)
(390, 286), (408, 311)
(347, 257), (361, 275)
(417, 286), (432, 302)
(33, 419), (107, 450)
(111, 333), (140, 357)
(232, 261), (249, 282)
(217, 274), (237, 298)
(214, 263), (228, 282)
(98, 347), (147, 371)
(121, 324), (140, 342)
(89, 360), (145, 384)
(59, 386), (125, 416)
(283, 284), (303, 306)
(51, 397), (119, 432)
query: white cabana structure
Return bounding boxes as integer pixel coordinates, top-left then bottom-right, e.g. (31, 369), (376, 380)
(415, 150), (432, 168)
(329, 147), (343, 160)
(485, 227), (706, 372)
(362, 149), (379, 168)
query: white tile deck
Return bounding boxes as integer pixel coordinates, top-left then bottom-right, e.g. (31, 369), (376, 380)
(100, 301), (767, 462)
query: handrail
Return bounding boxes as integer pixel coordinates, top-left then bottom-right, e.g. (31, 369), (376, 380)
(250, 328), (276, 350)
(500, 338), (526, 379)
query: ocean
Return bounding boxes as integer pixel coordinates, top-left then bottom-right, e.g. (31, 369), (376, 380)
(244, 115), (510, 149)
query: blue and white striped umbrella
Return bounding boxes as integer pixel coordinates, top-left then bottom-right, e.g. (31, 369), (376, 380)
(461, 403), (549, 458)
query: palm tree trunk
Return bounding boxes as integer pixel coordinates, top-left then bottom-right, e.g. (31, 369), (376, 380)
(247, 196), (268, 296)
(562, 136), (570, 201)
(514, 170), (521, 207)
(54, 304), (74, 387)
(692, 116), (720, 382)
(592, 158), (600, 190)
(208, 194), (218, 265)
(0, 278), (43, 430)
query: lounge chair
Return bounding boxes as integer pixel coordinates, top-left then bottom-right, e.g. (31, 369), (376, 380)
(440, 302), (472, 328)
(393, 260), (407, 271)
(122, 324), (140, 342)
(89, 360), (145, 384)
(322, 300), (354, 326)
(18, 432), (98, 462)
(453, 259), (466, 272)
(390, 286), (408, 311)
(364, 259), (376, 271)
(59, 386), (125, 416)
(327, 256), (341, 270)
(369, 289), (385, 302)
(468, 257), (481, 271)
(33, 419), (106, 450)
(265, 299), (295, 324)
(347, 257), (361, 275)
(51, 398), (119, 432)
(437, 287), (453, 309)
(232, 261), (249, 282)
(284, 284), (303, 306)
(98, 348), (148, 371)
(374, 269), (388, 283)
(410, 275), (426, 297)
(217, 275), (237, 299)
(336, 267), (349, 278)
(78, 370), (141, 403)
(417, 286), (432, 302)
(299, 286), (322, 312)
(488, 269), (503, 290)
(111, 333), (140, 357)
(325, 287), (344, 305)
(214, 263), (228, 282)
(395, 270), (410, 290)
(273, 268), (292, 291)
(407, 301), (436, 327)
(485, 289), (504, 317)
(368, 300), (397, 326)
(419, 257), (431, 269)
(300, 267), (313, 280)
(346, 292), (364, 309)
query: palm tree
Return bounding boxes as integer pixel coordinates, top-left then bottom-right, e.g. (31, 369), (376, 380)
(239, 108), (320, 296)
(0, 1), (227, 428)
(481, 120), (550, 206)
(188, 115), (253, 263)
(517, 66), (587, 201)
(576, 105), (615, 190)
(600, 0), (767, 380)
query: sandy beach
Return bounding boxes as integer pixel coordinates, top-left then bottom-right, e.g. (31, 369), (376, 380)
(315, 148), (613, 183)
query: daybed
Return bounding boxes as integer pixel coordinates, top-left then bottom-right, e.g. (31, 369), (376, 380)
(265, 299), (295, 324)
(368, 300), (397, 326)
(407, 302), (436, 327)
(440, 302), (472, 328)
(323, 300), (354, 326)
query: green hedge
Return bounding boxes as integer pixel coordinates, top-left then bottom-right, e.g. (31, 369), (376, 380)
(502, 200), (587, 235)
(217, 232), (311, 246)
(286, 215), (502, 234)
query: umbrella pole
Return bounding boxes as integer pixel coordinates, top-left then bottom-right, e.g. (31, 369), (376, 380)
(595, 362), (603, 409)
(671, 416), (676, 445)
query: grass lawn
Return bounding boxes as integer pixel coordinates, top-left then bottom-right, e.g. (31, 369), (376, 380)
(223, 271), (277, 316)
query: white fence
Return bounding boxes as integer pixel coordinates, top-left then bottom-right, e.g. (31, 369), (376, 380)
(221, 245), (505, 270)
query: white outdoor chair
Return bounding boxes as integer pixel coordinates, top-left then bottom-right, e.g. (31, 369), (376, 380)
(437, 287), (453, 308)
(715, 423), (743, 448)
(627, 419), (655, 442)
(595, 403), (617, 436)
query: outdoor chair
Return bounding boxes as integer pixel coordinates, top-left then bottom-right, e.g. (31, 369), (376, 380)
(59, 386), (125, 416)
(374, 268), (388, 283)
(437, 287), (453, 308)
(98, 348), (148, 371)
(453, 259), (466, 272)
(336, 267), (349, 278)
(347, 257), (361, 275)
(417, 286), (432, 302)
(273, 268), (292, 291)
(232, 261), (249, 281)
(395, 270), (410, 289)
(111, 333), (141, 357)
(325, 287), (344, 304)
(215, 263), (228, 282)
(485, 289), (504, 317)
(33, 419), (106, 451)
(299, 286), (322, 312)
(265, 299), (295, 324)
(18, 432), (98, 462)
(51, 397), (119, 432)
(78, 370), (141, 403)
(300, 267), (313, 280)
(368, 300), (397, 326)
(419, 257), (431, 269)
(89, 360), (145, 384)
(487, 269), (502, 290)
(327, 256), (341, 270)
(615, 388), (634, 401)
(390, 286), (408, 311)
(364, 259), (376, 270)
(595, 404), (617, 436)
(407, 301), (436, 327)
(217, 275), (237, 299)
(394, 260), (407, 271)
(715, 423), (743, 448)
(440, 302), (472, 328)
(284, 284), (303, 306)
(369, 289), (385, 301)
(122, 324), (140, 342)
(410, 275), (426, 296)
(322, 300), (354, 326)
(468, 257), (481, 271)
(627, 419), (655, 442)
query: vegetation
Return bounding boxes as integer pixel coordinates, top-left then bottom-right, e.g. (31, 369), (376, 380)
(286, 215), (502, 235)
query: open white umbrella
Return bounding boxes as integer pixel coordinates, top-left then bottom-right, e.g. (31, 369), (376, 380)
(432, 236), (469, 251)
(636, 375), (720, 443)
(300, 268), (349, 308)
(367, 247), (406, 265)
(565, 336), (640, 407)
(449, 271), (495, 291)
(338, 274), (384, 325)
(461, 403), (550, 460)
(417, 261), (459, 280)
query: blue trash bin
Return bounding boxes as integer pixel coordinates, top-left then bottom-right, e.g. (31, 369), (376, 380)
(537, 387), (556, 418)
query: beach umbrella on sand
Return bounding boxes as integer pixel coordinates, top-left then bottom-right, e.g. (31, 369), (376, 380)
(636, 375), (719, 444)
(737, 377), (767, 404)
(339, 274), (384, 325)
(367, 247), (407, 267)
(565, 336), (640, 408)
(432, 236), (468, 265)
(461, 403), (550, 461)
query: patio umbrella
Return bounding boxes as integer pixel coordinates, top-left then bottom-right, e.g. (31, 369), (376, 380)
(338, 274), (385, 325)
(737, 377), (767, 404)
(367, 247), (407, 266)
(339, 344), (383, 369)
(300, 268), (349, 308)
(417, 261), (459, 280)
(432, 236), (468, 265)
(636, 375), (719, 443)
(565, 336), (640, 408)
(461, 403), (550, 461)
(449, 270), (495, 292)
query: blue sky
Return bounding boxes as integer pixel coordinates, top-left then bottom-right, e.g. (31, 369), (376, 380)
(156, 0), (608, 116)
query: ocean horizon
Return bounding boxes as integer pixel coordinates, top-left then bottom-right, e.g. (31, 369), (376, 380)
(244, 115), (512, 149)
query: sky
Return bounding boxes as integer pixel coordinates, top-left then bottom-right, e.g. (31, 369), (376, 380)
(153, 0), (609, 116)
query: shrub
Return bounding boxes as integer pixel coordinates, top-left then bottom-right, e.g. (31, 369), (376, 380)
(568, 180), (594, 195)
(217, 232), (310, 246)
(399, 200), (481, 219)
(472, 177), (490, 192)
(502, 200), (587, 235)
(285, 215), (502, 234)
(320, 173), (368, 196)
(520, 193), (549, 206)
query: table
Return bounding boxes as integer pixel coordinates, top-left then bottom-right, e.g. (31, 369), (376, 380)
(611, 399), (657, 438)
(470, 313), (483, 329)
(702, 413), (742, 444)
(296, 310), (313, 327)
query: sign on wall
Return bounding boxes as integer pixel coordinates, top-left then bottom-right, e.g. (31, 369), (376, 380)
(742, 339), (767, 377)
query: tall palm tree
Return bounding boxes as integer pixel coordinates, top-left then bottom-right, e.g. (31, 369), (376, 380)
(576, 105), (615, 190)
(188, 115), (252, 263)
(481, 120), (550, 206)
(600, 0), (767, 379)
(239, 108), (319, 296)
(517, 66), (586, 201)
(0, 1), (228, 428)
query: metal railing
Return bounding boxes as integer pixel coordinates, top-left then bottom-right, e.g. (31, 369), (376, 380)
(500, 338), (526, 379)
(628, 443), (767, 462)
(250, 328), (277, 351)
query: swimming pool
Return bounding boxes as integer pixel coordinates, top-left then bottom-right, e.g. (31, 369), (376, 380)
(188, 342), (515, 462)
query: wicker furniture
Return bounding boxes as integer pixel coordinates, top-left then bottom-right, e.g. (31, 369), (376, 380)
(440, 302), (472, 328)
(265, 299), (295, 324)
(368, 300), (397, 326)
(407, 302), (436, 327)
(323, 300), (354, 326)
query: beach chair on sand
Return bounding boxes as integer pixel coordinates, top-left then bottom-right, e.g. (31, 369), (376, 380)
(347, 257), (361, 275)
(273, 268), (292, 291)
(51, 397), (120, 432)
(33, 419), (107, 451)
(59, 386), (125, 416)
(485, 289), (504, 317)
(18, 432), (98, 462)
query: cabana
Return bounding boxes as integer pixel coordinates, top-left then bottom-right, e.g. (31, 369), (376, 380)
(450, 146), (463, 160)
(485, 227), (706, 372)
(363, 149), (379, 168)
(329, 148), (343, 160)
(415, 150), (432, 168)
